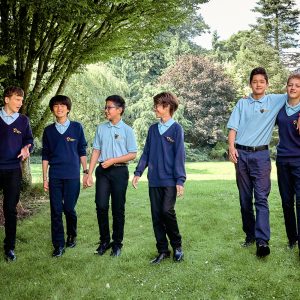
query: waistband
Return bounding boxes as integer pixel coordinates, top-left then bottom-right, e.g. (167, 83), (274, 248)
(235, 144), (268, 152)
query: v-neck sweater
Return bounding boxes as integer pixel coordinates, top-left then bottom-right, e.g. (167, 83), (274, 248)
(42, 121), (87, 179)
(134, 122), (186, 187)
(0, 115), (33, 169)
(276, 106), (300, 162)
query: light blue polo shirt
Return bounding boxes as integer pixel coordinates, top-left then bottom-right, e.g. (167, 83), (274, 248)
(285, 99), (300, 116)
(227, 94), (287, 146)
(0, 107), (19, 125)
(158, 118), (175, 135)
(55, 119), (70, 134)
(93, 119), (137, 162)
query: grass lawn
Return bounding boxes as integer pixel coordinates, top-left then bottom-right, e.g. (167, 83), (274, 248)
(0, 162), (299, 299)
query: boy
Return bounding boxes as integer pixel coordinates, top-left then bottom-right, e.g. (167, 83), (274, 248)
(227, 67), (287, 257)
(276, 73), (300, 255)
(132, 92), (186, 264)
(85, 95), (137, 257)
(42, 95), (87, 257)
(0, 86), (33, 261)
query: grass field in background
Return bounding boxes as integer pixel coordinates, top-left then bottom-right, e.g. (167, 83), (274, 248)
(0, 162), (299, 299)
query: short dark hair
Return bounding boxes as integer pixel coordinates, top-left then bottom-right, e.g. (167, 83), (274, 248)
(3, 86), (24, 99)
(153, 92), (179, 116)
(249, 67), (268, 84)
(49, 95), (72, 112)
(105, 95), (125, 115)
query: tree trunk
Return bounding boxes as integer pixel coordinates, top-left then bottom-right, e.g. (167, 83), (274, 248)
(21, 158), (32, 190)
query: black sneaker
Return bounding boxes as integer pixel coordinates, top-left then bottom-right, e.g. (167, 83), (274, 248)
(94, 242), (111, 256)
(66, 236), (76, 248)
(256, 241), (270, 258)
(52, 247), (65, 258)
(5, 249), (16, 262)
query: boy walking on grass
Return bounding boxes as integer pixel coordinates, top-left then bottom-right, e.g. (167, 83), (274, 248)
(227, 67), (288, 258)
(85, 95), (137, 257)
(132, 92), (186, 264)
(42, 95), (87, 257)
(0, 86), (33, 261)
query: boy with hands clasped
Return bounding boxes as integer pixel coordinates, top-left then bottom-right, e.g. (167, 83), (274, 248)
(84, 95), (137, 257)
(132, 92), (186, 264)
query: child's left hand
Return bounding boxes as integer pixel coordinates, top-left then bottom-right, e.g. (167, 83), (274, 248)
(101, 158), (115, 168)
(176, 185), (184, 197)
(17, 144), (31, 161)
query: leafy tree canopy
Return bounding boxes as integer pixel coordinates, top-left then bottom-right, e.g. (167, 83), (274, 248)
(0, 0), (208, 137)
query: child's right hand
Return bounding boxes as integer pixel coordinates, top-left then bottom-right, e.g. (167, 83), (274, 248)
(132, 176), (140, 189)
(43, 180), (49, 192)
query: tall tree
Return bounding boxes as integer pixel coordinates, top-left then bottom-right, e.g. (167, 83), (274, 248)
(252, 0), (300, 52)
(0, 0), (208, 138)
(159, 55), (236, 148)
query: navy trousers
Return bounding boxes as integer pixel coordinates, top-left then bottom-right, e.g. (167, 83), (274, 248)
(149, 186), (182, 254)
(0, 168), (22, 251)
(276, 161), (300, 246)
(49, 178), (80, 248)
(95, 165), (129, 248)
(235, 149), (271, 242)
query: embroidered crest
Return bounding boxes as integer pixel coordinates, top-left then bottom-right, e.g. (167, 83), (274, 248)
(293, 120), (298, 128)
(13, 128), (22, 134)
(115, 133), (122, 140)
(260, 109), (270, 113)
(66, 137), (76, 142)
(165, 136), (175, 143)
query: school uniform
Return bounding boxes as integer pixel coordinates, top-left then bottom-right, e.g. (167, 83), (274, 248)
(93, 119), (137, 249)
(134, 119), (186, 254)
(276, 101), (300, 248)
(42, 120), (87, 248)
(0, 108), (33, 252)
(227, 94), (287, 244)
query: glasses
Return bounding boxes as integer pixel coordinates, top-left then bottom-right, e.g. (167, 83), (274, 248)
(104, 106), (118, 111)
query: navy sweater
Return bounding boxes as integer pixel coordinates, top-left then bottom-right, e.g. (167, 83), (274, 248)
(42, 121), (87, 179)
(134, 122), (186, 187)
(276, 106), (300, 162)
(0, 115), (33, 169)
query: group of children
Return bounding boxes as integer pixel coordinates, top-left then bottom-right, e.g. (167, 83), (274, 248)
(0, 89), (185, 263)
(1, 66), (300, 262)
(228, 67), (300, 258)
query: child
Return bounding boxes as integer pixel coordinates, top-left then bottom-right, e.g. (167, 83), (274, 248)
(42, 95), (87, 257)
(276, 73), (300, 256)
(227, 67), (287, 257)
(85, 95), (137, 257)
(132, 92), (186, 264)
(0, 86), (33, 261)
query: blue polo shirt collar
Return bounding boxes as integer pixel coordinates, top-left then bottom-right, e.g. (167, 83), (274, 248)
(1, 107), (19, 120)
(285, 99), (300, 116)
(55, 119), (70, 128)
(248, 94), (266, 104)
(108, 119), (123, 128)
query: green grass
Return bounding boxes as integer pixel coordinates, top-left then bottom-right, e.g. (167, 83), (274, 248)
(0, 163), (299, 299)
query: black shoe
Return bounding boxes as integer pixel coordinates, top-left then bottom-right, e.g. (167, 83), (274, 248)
(52, 247), (65, 257)
(94, 242), (111, 256)
(150, 252), (170, 264)
(256, 241), (270, 258)
(173, 247), (184, 262)
(5, 250), (16, 261)
(288, 240), (297, 249)
(110, 247), (121, 257)
(66, 236), (76, 248)
(241, 237), (255, 247)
